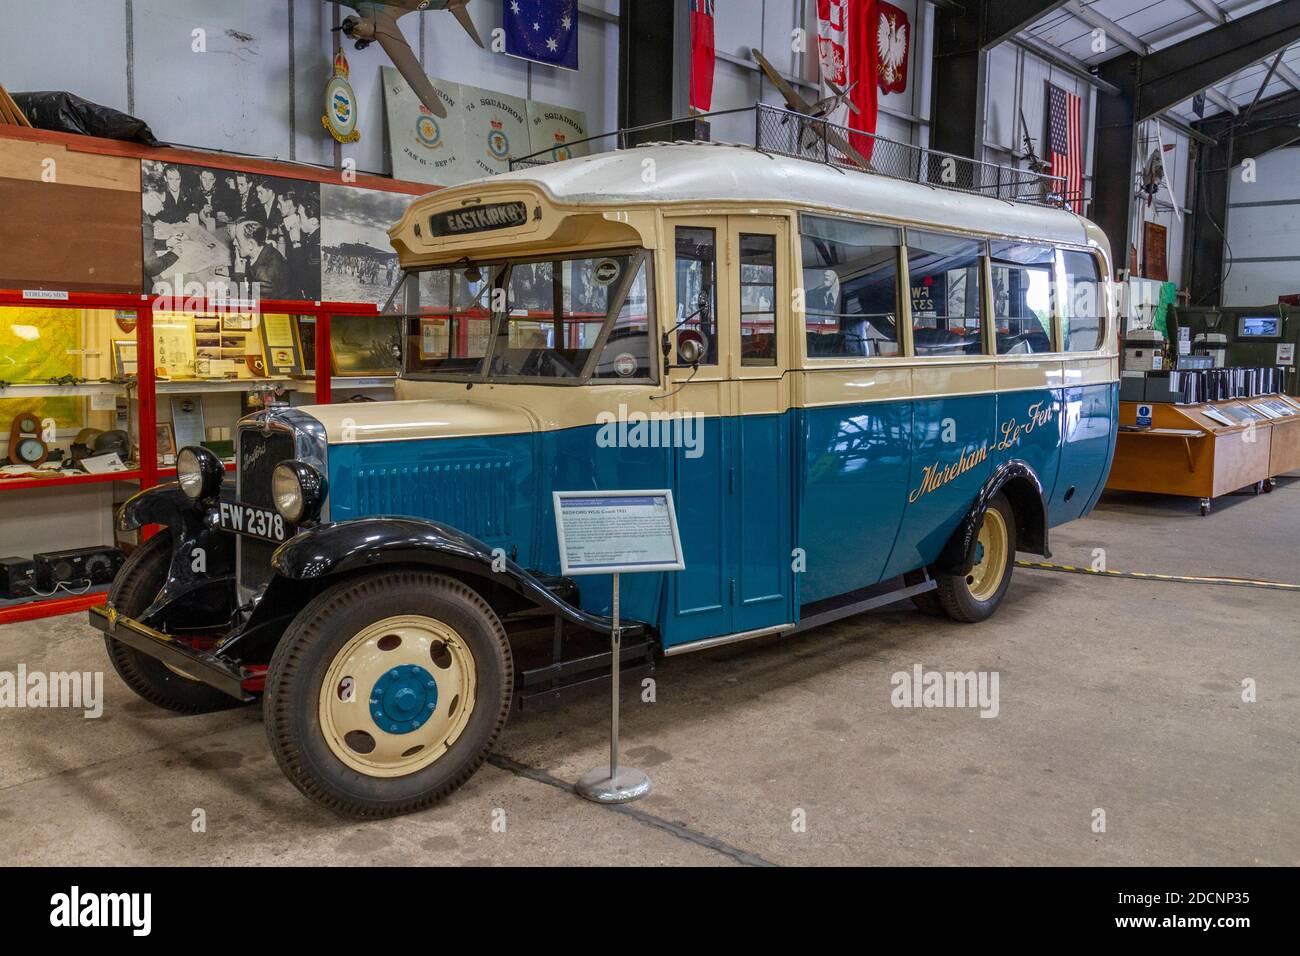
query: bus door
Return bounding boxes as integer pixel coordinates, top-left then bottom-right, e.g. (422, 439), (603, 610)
(724, 215), (796, 634)
(660, 215), (795, 646)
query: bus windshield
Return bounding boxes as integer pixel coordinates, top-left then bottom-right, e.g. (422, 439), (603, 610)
(390, 250), (654, 384)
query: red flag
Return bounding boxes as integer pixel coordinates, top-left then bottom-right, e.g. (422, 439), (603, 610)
(817, 0), (879, 161)
(689, 0), (715, 113)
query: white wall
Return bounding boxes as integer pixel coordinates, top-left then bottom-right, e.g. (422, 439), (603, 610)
(0, 0), (619, 176)
(708, 0), (928, 146)
(1133, 118), (1191, 288)
(981, 42), (1096, 210)
(1223, 146), (1300, 305)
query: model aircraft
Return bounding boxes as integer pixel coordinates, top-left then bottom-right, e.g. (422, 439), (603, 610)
(749, 47), (872, 170)
(1140, 129), (1179, 220)
(325, 1), (483, 119)
(1018, 108), (1061, 204)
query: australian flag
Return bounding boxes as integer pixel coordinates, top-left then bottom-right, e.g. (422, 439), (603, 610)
(504, 0), (579, 71)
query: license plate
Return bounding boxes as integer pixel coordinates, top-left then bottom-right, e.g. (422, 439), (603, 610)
(217, 501), (291, 543)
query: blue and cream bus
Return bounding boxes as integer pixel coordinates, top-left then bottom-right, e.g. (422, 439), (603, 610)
(93, 132), (1118, 816)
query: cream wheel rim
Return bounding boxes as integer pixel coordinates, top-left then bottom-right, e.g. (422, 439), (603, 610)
(966, 508), (1008, 603)
(318, 614), (477, 778)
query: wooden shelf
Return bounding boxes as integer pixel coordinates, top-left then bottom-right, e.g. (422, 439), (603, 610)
(156, 377), (308, 394)
(0, 382), (128, 398)
(0, 468), (143, 491)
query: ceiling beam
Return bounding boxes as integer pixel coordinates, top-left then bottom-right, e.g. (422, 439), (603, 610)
(1230, 123), (1300, 166)
(1271, 56), (1300, 93)
(983, 0), (1073, 50)
(1158, 110), (1218, 146)
(1011, 31), (1121, 95)
(1184, 0), (1229, 27)
(1205, 87), (1240, 115)
(1063, 0), (1150, 57)
(1137, 1), (1300, 118)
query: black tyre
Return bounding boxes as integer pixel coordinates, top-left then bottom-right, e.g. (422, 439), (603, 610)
(264, 570), (513, 817)
(933, 492), (1017, 624)
(104, 531), (244, 714)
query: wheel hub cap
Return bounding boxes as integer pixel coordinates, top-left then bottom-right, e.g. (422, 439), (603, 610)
(317, 615), (477, 778)
(370, 664), (438, 734)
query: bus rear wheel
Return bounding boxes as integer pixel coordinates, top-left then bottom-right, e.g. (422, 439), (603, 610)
(933, 493), (1017, 623)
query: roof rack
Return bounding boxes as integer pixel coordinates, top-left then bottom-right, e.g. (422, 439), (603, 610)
(510, 103), (1072, 211)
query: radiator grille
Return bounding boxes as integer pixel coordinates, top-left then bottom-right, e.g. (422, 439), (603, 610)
(237, 427), (296, 595)
(353, 458), (512, 540)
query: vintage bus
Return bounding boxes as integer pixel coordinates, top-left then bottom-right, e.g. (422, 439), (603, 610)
(92, 125), (1118, 816)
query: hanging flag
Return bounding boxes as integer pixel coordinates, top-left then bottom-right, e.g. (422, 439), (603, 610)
(816, 0), (879, 161)
(876, 1), (909, 95)
(689, 0), (716, 112)
(503, 0), (579, 71)
(1048, 82), (1084, 213)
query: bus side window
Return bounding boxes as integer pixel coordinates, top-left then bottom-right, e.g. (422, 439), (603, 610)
(1060, 250), (1103, 352)
(674, 226), (718, 365)
(739, 233), (777, 366)
(800, 214), (901, 358)
(990, 242), (1055, 355)
(907, 230), (986, 357)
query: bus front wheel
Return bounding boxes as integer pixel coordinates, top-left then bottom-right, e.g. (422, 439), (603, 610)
(934, 493), (1017, 624)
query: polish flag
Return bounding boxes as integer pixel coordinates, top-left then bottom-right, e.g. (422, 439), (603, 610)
(816, 0), (879, 162)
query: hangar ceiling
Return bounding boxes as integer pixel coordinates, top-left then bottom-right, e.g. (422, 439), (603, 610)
(1021, 0), (1300, 121)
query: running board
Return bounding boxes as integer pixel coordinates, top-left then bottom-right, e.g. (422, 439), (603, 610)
(664, 573), (936, 657)
(794, 574), (935, 632)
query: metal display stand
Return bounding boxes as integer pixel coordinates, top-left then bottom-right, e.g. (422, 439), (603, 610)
(553, 490), (685, 805)
(574, 571), (652, 803)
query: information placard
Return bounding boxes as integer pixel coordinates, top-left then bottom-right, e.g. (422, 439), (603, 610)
(553, 490), (685, 576)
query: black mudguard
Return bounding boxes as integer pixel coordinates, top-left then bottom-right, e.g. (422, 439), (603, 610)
(934, 460), (1050, 576)
(115, 485), (238, 629)
(270, 517), (643, 637)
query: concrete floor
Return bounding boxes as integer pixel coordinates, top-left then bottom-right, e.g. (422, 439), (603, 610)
(2, 477), (1297, 866)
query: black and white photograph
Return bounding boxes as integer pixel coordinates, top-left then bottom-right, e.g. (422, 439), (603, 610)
(142, 159), (321, 302)
(321, 183), (407, 305)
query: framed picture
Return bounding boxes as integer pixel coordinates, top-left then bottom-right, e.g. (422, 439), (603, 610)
(221, 313), (255, 332)
(156, 422), (177, 463)
(170, 396), (206, 450)
(296, 316), (317, 373)
(1143, 222), (1168, 281)
(259, 312), (305, 375)
(112, 340), (138, 376)
(330, 313), (401, 376)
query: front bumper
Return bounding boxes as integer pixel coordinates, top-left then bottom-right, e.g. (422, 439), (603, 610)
(89, 604), (256, 702)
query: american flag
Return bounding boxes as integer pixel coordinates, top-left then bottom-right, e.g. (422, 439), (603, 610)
(1048, 82), (1083, 212)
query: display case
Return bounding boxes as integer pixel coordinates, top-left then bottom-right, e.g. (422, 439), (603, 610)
(149, 308), (319, 475)
(1106, 395), (1300, 515)
(321, 310), (402, 402)
(0, 291), (395, 622)
(0, 297), (151, 619)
